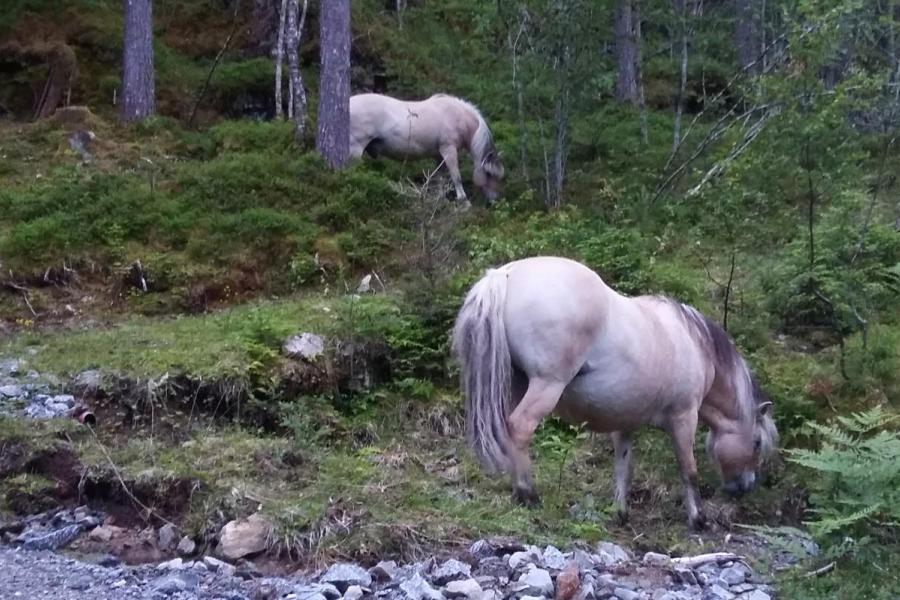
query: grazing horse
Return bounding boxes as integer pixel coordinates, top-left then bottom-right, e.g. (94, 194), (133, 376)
(349, 93), (505, 204)
(452, 256), (778, 529)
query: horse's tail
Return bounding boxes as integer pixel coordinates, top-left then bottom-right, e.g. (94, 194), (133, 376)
(451, 267), (514, 474)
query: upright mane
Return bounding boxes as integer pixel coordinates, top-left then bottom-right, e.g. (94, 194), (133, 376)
(668, 300), (778, 458)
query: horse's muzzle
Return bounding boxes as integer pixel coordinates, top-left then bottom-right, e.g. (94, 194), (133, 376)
(723, 471), (756, 498)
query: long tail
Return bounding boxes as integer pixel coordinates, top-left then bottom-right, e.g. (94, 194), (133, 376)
(451, 267), (514, 474)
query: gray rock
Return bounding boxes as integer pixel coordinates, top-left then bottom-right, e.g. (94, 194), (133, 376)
(370, 560), (398, 581)
(204, 555), (236, 577)
(704, 584), (734, 600)
(520, 596), (547, 600)
(218, 513), (273, 560)
(542, 545), (568, 570)
(157, 558), (184, 570)
(719, 564), (749, 586)
(468, 539), (493, 559)
(574, 581), (596, 600)
(729, 584), (755, 594)
(17, 523), (83, 550)
(432, 559), (471, 585)
(508, 550), (539, 570)
(158, 523), (178, 551)
(321, 563), (373, 592)
(673, 568), (697, 586)
(152, 571), (199, 594)
(68, 574), (93, 590)
(344, 585), (365, 600)
(400, 572), (444, 600)
(283, 333), (326, 361)
(444, 578), (483, 599)
(740, 592), (770, 600)
(0, 384), (25, 398)
(518, 567), (554, 596)
(597, 542), (630, 564)
(642, 552), (670, 566)
(613, 589), (641, 600)
(294, 584), (340, 600)
(176, 535), (196, 556)
(0, 358), (21, 376)
(570, 549), (594, 572)
(73, 369), (103, 395)
(49, 394), (75, 406)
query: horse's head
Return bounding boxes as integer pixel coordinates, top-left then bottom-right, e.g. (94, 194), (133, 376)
(474, 149), (505, 203)
(707, 388), (777, 498)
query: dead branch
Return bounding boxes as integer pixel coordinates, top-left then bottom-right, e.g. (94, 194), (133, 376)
(669, 552), (743, 568)
(188, 0), (242, 127)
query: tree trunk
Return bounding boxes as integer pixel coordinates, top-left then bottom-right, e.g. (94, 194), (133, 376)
(634, 2), (648, 144)
(274, 0), (288, 119)
(614, 0), (639, 104)
(671, 0), (690, 152)
(286, 0), (308, 141)
(734, 0), (758, 74)
(316, 0), (351, 169)
(121, 0), (155, 122)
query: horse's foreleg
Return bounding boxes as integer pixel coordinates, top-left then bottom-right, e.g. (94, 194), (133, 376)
(668, 410), (706, 530)
(506, 378), (566, 507)
(438, 145), (467, 202)
(611, 431), (633, 522)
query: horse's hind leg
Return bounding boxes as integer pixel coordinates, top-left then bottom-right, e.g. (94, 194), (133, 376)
(611, 431), (633, 522)
(668, 409), (706, 530)
(506, 377), (567, 506)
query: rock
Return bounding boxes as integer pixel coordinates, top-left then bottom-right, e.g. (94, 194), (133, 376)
(596, 542), (630, 564)
(97, 554), (121, 567)
(468, 539), (494, 559)
(432, 558), (472, 585)
(89, 524), (123, 542)
(157, 557), (185, 570)
(672, 568), (697, 586)
(642, 552), (670, 566)
(49, 394), (75, 406)
(283, 333), (326, 361)
(370, 560), (398, 581)
(555, 563), (581, 600)
(72, 369), (103, 396)
(320, 563), (373, 592)
(570, 550), (594, 572)
(218, 513), (273, 560)
(177, 535), (196, 556)
(520, 596), (546, 600)
(0, 384), (25, 398)
(344, 585), (365, 600)
(17, 523), (83, 550)
(444, 578), (483, 599)
(68, 574), (93, 590)
(204, 555), (237, 577)
(719, 564), (749, 586)
(293, 584), (340, 600)
(400, 572), (444, 600)
(704, 584), (734, 600)
(0, 358), (21, 376)
(542, 545), (568, 570)
(573, 581), (595, 600)
(509, 550), (540, 570)
(158, 523), (178, 551)
(152, 571), (200, 594)
(613, 589), (641, 600)
(518, 567), (554, 596)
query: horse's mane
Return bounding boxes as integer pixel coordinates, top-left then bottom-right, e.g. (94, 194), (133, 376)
(667, 299), (778, 458)
(431, 94), (504, 179)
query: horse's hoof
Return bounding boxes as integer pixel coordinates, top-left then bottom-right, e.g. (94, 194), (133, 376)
(688, 513), (708, 531)
(513, 487), (541, 508)
(616, 509), (630, 526)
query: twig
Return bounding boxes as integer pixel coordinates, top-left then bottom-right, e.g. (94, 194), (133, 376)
(804, 561), (835, 577)
(21, 292), (37, 318)
(188, 0), (242, 127)
(669, 552), (743, 568)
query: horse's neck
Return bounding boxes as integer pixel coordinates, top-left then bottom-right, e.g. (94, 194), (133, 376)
(698, 378), (745, 432)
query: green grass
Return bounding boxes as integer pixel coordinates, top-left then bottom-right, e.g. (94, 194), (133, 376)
(0, 294), (402, 378)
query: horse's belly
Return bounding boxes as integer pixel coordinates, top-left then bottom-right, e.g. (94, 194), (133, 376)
(556, 371), (675, 432)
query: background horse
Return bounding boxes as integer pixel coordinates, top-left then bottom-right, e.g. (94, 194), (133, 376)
(452, 256), (778, 529)
(349, 93), (505, 204)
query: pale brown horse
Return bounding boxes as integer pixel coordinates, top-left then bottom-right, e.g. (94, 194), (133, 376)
(349, 93), (504, 204)
(452, 256), (778, 529)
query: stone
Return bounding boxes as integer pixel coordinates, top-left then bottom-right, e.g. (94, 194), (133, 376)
(204, 555), (237, 577)
(321, 563), (373, 592)
(719, 564), (749, 586)
(570, 550), (594, 572)
(283, 333), (326, 361)
(68, 575), (93, 591)
(370, 560), (398, 581)
(177, 535), (197, 556)
(0, 358), (21, 376)
(509, 550), (540, 570)
(596, 542), (630, 564)
(49, 394), (75, 406)
(573, 582), (595, 600)
(555, 563), (581, 600)
(158, 523), (178, 551)
(542, 545), (568, 570)
(704, 584), (734, 600)
(613, 589), (641, 600)
(72, 369), (103, 396)
(293, 584), (340, 600)
(729, 584), (755, 594)
(432, 559), (472, 585)
(444, 578), (483, 599)
(468, 539), (494, 559)
(152, 571), (200, 594)
(0, 384), (25, 398)
(672, 568), (697, 586)
(89, 524), (124, 542)
(518, 567), (554, 596)
(400, 572), (444, 600)
(741, 592), (770, 600)
(520, 596), (546, 600)
(343, 586), (365, 600)
(642, 552), (670, 566)
(157, 558), (185, 570)
(218, 513), (273, 560)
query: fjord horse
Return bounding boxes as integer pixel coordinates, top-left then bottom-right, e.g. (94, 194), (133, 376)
(349, 93), (505, 205)
(452, 256), (778, 529)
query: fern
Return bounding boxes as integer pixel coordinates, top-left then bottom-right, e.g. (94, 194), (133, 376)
(787, 407), (900, 544)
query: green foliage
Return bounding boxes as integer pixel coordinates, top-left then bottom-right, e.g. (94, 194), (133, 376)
(787, 407), (900, 546)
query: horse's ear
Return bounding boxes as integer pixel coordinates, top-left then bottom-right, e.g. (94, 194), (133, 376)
(481, 151), (494, 168)
(758, 401), (773, 417)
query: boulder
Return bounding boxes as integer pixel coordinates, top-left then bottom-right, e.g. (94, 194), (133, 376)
(218, 513), (273, 560)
